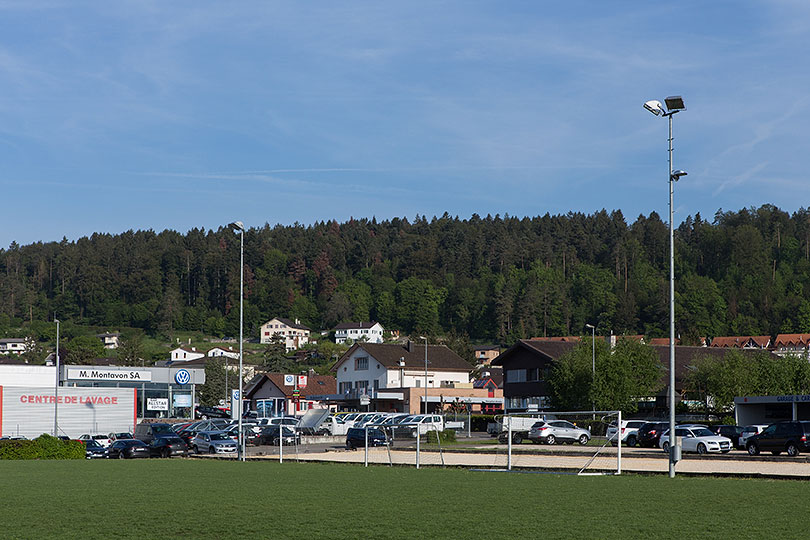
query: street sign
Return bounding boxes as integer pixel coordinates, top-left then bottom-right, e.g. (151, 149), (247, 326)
(360, 394), (370, 406)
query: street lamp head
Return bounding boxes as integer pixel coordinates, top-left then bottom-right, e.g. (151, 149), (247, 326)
(671, 169), (688, 181)
(229, 221), (245, 232)
(644, 100), (665, 116)
(665, 95), (686, 111)
(584, 323), (595, 330)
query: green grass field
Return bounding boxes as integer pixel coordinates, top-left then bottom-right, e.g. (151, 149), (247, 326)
(0, 459), (804, 539)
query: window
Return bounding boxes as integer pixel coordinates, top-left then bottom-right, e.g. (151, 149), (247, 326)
(527, 368), (539, 382)
(415, 380), (421, 388)
(355, 357), (369, 370)
(339, 382), (352, 394)
(373, 380), (379, 390)
(356, 380), (369, 390)
(505, 369), (526, 383)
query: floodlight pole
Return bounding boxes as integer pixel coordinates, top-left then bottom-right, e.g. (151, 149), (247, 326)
(646, 96), (685, 478)
(422, 337), (428, 415)
(230, 221), (246, 462)
(667, 110), (678, 478)
(53, 318), (60, 437)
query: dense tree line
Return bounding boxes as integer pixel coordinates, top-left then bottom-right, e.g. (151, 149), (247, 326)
(2, 205), (810, 345)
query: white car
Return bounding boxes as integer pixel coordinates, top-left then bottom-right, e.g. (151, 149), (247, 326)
(738, 424), (770, 449)
(605, 420), (648, 447)
(78, 434), (112, 447)
(658, 426), (732, 454)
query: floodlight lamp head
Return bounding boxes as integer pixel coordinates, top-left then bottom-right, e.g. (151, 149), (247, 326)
(229, 221), (245, 232)
(644, 100), (665, 116)
(671, 170), (688, 181)
(585, 323), (595, 329)
(664, 95), (686, 111)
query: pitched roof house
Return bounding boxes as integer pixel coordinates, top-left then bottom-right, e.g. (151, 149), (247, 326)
(334, 321), (384, 344)
(260, 317), (311, 351)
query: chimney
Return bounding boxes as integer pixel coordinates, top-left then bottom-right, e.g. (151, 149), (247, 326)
(407, 341), (414, 353)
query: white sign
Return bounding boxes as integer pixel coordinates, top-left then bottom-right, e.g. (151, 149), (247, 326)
(297, 375), (307, 388)
(147, 398), (169, 411)
(173, 394), (192, 407)
(283, 374), (295, 386)
(67, 368), (152, 382)
(360, 394), (370, 406)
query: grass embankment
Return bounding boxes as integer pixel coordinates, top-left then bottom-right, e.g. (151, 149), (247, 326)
(0, 460), (802, 539)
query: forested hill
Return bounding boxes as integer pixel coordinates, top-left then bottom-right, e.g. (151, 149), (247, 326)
(2, 204), (810, 345)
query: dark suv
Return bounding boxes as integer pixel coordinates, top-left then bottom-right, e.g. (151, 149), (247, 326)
(711, 425), (746, 449)
(636, 422), (671, 448)
(346, 427), (390, 450)
(746, 421), (810, 456)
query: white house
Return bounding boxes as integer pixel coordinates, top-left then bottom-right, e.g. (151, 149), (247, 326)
(97, 333), (121, 349)
(169, 346), (205, 362)
(333, 341), (472, 395)
(207, 346), (239, 360)
(260, 317), (311, 351)
(0, 338), (31, 355)
(334, 321), (384, 344)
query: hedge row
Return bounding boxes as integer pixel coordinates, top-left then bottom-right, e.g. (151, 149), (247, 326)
(0, 434), (85, 460)
(425, 430), (456, 444)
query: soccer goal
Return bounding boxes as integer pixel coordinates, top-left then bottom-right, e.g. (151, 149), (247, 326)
(485, 410), (623, 475)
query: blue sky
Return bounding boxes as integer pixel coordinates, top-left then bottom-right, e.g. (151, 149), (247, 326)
(1, 1), (809, 247)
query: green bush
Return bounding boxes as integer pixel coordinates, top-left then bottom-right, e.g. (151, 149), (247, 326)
(425, 430), (456, 444)
(0, 434), (85, 460)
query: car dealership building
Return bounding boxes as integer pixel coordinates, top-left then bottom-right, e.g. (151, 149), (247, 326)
(0, 362), (205, 438)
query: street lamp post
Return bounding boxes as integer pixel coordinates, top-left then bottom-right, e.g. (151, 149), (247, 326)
(419, 336), (428, 414)
(229, 221), (245, 462)
(585, 323), (595, 412)
(644, 95), (687, 478)
(53, 318), (60, 437)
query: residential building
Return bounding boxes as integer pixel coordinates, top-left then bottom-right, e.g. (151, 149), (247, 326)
(169, 346), (205, 362)
(207, 346), (239, 360)
(473, 345), (500, 365)
(773, 334), (810, 358)
(245, 372), (336, 416)
(0, 338), (31, 355)
(260, 317), (311, 351)
(322, 341), (500, 413)
(709, 336), (771, 350)
(334, 321), (384, 344)
(96, 333), (121, 349)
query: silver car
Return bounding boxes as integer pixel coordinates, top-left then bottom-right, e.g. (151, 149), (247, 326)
(528, 420), (590, 445)
(191, 431), (237, 454)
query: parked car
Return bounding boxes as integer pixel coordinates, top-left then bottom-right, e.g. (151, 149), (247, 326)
(738, 424), (770, 449)
(636, 422), (671, 448)
(78, 434), (112, 448)
(195, 405), (231, 419)
(108, 432), (134, 442)
(133, 423), (177, 444)
(526, 420), (590, 445)
(346, 427), (390, 450)
(191, 431), (238, 454)
(256, 417), (300, 429)
(399, 415), (446, 436)
(606, 420), (649, 447)
(745, 421), (810, 456)
(710, 425), (746, 449)
(148, 436), (188, 458)
(659, 426), (732, 454)
(247, 425), (300, 446)
(105, 439), (151, 459)
(83, 439), (107, 459)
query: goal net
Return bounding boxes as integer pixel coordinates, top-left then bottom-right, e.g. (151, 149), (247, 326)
(483, 410), (622, 475)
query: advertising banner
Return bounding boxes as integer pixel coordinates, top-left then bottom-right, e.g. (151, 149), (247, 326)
(147, 398), (169, 411)
(0, 386), (136, 439)
(66, 368), (152, 382)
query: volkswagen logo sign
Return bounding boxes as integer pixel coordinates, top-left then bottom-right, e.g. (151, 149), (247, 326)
(175, 369), (191, 385)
